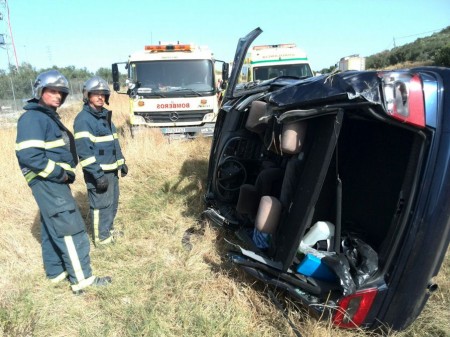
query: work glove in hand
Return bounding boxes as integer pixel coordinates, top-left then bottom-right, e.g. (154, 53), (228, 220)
(121, 163), (128, 177)
(96, 175), (109, 192)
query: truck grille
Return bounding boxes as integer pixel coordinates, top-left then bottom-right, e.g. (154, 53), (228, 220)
(136, 110), (213, 123)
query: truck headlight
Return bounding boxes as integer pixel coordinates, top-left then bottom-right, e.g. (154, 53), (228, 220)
(203, 112), (216, 122)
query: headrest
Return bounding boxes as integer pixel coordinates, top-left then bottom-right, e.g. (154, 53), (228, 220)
(246, 101), (269, 134)
(280, 121), (307, 154)
(255, 196), (282, 234)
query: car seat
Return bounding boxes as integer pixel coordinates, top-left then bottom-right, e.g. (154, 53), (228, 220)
(244, 100), (270, 135)
(255, 121), (307, 234)
(236, 118), (307, 237)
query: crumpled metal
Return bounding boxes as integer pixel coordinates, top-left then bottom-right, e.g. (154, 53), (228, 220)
(268, 71), (382, 109)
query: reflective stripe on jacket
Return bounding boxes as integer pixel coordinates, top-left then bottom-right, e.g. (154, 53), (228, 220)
(73, 104), (125, 180)
(15, 102), (78, 186)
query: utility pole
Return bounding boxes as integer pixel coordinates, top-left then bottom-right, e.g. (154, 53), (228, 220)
(0, 0), (18, 112)
(0, 0), (18, 68)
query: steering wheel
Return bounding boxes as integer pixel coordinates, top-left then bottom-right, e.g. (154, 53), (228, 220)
(216, 158), (247, 192)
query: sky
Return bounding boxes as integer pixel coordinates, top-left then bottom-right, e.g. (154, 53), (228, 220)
(0, 0), (449, 73)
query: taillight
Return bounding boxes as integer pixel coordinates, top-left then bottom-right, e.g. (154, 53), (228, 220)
(333, 288), (378, 328)
(380, 72), (426, 128)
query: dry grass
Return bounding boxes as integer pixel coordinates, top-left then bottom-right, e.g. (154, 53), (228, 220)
(0, 93), (448, 337)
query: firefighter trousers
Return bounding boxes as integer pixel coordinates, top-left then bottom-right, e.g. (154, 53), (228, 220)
(88, 171), (119, 245)
(31, 180), (95, 291)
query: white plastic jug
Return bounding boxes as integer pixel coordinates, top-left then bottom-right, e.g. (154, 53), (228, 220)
(301, 221), (335, 247)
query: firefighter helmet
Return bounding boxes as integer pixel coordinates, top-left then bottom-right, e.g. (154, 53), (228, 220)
(30, 70), (70, 104)
(83, 76), (110, 104)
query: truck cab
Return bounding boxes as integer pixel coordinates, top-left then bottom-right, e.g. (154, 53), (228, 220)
(241, 43), (313, 82)
(112, 43), (228, 138)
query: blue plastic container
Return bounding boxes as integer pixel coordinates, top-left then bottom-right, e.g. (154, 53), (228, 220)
(296, 254), (337, 282)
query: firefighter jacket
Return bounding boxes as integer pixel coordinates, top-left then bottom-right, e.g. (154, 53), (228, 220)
(73, 104), (125, 180)
(15, 102), (78, 187)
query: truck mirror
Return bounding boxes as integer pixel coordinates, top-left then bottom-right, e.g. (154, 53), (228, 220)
(222, 63), (229, 83)
(112, 63), (120, 92)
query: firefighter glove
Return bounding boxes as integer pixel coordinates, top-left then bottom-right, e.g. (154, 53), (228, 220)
(121, 163), (128, 177)
(96, 175), (109, 192)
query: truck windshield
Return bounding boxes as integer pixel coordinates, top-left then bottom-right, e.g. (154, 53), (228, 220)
(130, 60), (214, 93)
(253, 64), (313, 81)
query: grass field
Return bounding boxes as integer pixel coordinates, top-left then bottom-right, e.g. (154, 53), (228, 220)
(0, 92), (448, 337)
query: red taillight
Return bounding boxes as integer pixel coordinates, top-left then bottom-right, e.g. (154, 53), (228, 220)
(380, 72), (426, 128)
(407, 75), (426, 127)
(333, 288), (378, 328)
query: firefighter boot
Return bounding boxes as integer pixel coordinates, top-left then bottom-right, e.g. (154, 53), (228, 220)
(73, 276), (112, 295)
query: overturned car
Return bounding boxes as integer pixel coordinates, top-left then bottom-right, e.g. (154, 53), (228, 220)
(203, 28), (450, 331)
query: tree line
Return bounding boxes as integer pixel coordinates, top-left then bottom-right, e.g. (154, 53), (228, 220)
(0, 63), (114, 100)
(318, 26), (450, 74)
(366, 26), (450, 69)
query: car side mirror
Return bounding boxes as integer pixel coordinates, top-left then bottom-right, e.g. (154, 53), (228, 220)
(112, 63), (120, 92)
(222, 62), (229, 83)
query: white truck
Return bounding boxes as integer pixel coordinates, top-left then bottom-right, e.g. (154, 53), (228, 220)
(112, 42), (228, 138)
(240, 43), (313, 82)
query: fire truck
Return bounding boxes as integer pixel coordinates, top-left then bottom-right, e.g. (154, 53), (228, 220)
(112, 42), (228, 138)
(240, 43), (313, 82)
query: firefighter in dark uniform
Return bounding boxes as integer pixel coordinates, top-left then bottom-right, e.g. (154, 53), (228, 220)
(15, 70), (111, 294)
(74, 76), (128, 246)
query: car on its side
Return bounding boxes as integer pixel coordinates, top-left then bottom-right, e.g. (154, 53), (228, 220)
(203, 27), (450, 331)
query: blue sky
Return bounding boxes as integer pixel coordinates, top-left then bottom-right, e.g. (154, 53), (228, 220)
(0, 0), (449, 72)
